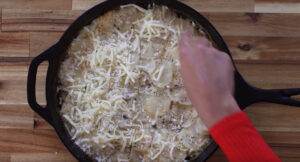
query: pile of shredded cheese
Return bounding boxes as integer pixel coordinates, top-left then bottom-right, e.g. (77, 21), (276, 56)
(58, 5), (210, 162)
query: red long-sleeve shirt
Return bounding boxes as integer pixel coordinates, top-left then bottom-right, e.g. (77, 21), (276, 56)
(209, 112), (281, 162)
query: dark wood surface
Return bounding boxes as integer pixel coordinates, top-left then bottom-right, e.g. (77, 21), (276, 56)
(0, 0), (299, 161)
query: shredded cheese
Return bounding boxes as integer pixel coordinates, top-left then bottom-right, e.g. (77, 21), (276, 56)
(58, 4), (210, 162)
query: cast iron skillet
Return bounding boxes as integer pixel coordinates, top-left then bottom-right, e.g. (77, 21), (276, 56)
(27, 0), (300, 161)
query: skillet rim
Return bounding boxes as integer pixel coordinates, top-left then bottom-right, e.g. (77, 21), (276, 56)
(45, 0), (230, 161)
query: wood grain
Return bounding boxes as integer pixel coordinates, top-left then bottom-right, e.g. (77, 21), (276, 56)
(180, 0), (254, 12)
(72, 0), (105, 10)
(246, 103), (300, 133)
(0, 152), (76, 162)
(0, 153), (10, 162)
(33, 114), (53, 130)
(225, 36), (300, 63)
(237, 63), (300, 89)
(10, 152), (76, 162)
(1, 0), (300, 161)
(0, 129), (66, 153)
(2, 10), (81, 32)
(0, 65), (29, 105)
(207, 146), (300, 162)
(255, 0), (300, 13)
(0, 0), (72, 10)
(261, 131), (300, 147)
(0, 9), (2, 29)
(0, 105), (33, 129)
(0, 32), (29, 57)
(0, 58), (29, 64)
(73, 0), (254, 12)
(30, 32), (63, 57)
(0, 65), (46, 105)
(203, 12), (300, 37)
(72, 0), (254, 12)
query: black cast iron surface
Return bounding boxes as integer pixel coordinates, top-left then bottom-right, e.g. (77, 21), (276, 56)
(27, 0), (300, 161)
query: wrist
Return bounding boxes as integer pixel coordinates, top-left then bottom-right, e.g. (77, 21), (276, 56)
(196, 95), (241, 128)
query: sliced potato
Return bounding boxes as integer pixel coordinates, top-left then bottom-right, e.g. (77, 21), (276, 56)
(168, 88), (192, 107)
(152, 62), (173, 88)
(143, 95), (171, 118)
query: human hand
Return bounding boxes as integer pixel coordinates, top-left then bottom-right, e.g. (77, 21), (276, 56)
(179, 31), (241, 128)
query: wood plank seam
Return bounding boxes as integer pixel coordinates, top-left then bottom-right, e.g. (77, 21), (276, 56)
(0, 0), (299, 161)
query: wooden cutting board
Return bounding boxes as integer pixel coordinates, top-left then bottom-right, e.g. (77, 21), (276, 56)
(0, 0), (300, 161)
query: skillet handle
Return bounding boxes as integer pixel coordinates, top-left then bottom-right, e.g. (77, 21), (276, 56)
(235, 72), (300, 108)
(255, 88), (300, 107)
(27, 44), (57, 126)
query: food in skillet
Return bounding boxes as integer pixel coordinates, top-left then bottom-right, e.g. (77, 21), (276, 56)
(58, 5), (210, 162)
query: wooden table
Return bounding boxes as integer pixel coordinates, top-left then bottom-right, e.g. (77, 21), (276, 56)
(0, 0), (299, 161)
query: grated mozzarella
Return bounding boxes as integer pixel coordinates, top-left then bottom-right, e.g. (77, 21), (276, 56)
(58, 4), (210, 162)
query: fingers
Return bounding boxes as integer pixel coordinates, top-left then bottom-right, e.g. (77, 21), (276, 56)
(180, 30), (210, 48)
(179, 30), (194, 53)
(179, 31), (194, 62)
(179, 31), (197, 74)
(179, 30), (219, 68)
(179, 31), (211, 59)
(195, 37), (211, 47)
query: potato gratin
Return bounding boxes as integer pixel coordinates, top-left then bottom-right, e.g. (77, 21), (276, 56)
(58, 5), (210, 162)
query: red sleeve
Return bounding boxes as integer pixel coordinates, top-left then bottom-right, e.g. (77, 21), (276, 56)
(209, 111), (281, 162)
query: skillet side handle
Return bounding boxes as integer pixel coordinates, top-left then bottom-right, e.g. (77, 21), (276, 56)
(235, 72), (300, 108)
(27, 44), (57, 125)
(255, 88), (300, 107)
